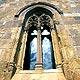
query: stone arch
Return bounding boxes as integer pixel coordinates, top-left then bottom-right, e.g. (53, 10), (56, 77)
(23, 8), (54, 32)
(15, 2), (63, 18)
(15, 1), (64, 71)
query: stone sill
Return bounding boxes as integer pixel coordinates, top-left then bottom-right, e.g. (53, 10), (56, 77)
(17, 69), (63, 74)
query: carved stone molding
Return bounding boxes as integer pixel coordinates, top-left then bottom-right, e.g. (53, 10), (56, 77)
(24, 14), (53, 31)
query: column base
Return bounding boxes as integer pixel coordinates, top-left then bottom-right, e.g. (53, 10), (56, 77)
(56, 64), (62, 68)
(35, 63), (43, 70)
(16, 65), (22, 73)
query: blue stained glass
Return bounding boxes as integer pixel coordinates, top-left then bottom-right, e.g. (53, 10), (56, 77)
(29, 35), (53, 69)
(30, 37), (37, 69)
(42, 37), (53, 69)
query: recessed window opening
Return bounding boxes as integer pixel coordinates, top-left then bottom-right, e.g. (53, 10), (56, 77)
(23, 9), (56, 70)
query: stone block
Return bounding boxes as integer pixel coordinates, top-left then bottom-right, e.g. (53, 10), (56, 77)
(73, 69), (80, 80)
(0, 39), (11, 48)
(2, 20), (21, 28)
(69, 29), (80, 46)
(75, 47), (80, 57)
(0, 49), (5, 61)
(0, 32), (11, 39)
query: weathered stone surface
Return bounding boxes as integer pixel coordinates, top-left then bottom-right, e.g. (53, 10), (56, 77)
(0, 20), (21, 28)
(75, 47), (80, 57)
(0, 49), (5, 61)
(73, 69), (80, 80)
(0, 32), (11, 39)
(0, 0), (80, 80)
(0, 21), (3, 27)
(69, 29), (80, 46)
(12, 69), (66, 80)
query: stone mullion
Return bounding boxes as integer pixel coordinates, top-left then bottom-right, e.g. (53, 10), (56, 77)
(35, 19), (43, 70)
(37, 28), (42, 63)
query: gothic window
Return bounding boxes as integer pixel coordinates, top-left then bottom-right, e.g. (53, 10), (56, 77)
(23, 14), (56, 70)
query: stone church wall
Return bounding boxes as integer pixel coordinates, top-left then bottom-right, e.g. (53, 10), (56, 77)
(0, 0), (80, 80)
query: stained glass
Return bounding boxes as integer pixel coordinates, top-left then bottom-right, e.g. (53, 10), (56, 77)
(29, 30), (53, 69)
(42, 37), (53, 69)
(30, 37), (37, 69)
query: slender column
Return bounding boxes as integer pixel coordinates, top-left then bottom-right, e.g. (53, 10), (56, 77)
(35, 20), (43, 70)
(51, 27), (62, 68)
(17, 31), (27, 71)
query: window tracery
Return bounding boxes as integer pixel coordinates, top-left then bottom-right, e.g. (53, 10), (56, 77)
(23, 13), (56, 70)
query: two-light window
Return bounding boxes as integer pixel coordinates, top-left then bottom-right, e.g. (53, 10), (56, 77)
(23, 14), (56, 70)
